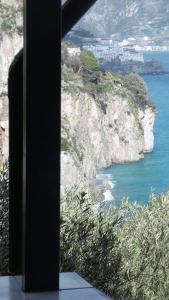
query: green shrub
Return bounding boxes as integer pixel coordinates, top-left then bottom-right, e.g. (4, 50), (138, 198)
(61, 137), (72, 152)
(124, 73), (155, 110)
(127, 91), (144, 137)
(61, 187), (169, 300)
(0, 163), (9, 275)
(0, 2), (23, 38)
(114, 194), (169, 300)
(1, 163), (169, 299)
(80, 50), (100, 84)
(105, 72), (124, 86)
(62, 67), (81, 82)
(60, 185), (121, 296)
(97, 80), (114, 94)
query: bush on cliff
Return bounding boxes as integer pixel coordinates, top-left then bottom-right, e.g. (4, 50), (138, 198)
(0, 1), (23, 38)
(80, 50), (100, 84)
(79, 50), (101, 96)
(61, 42), (153, 110)
(124, 73), (155, 109)
(62, 66), (81, 82)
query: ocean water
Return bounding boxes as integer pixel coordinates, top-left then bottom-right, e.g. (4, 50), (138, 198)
(100, 52), (169, 206)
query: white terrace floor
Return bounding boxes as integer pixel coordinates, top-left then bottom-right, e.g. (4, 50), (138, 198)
(0, 272), (112, 300)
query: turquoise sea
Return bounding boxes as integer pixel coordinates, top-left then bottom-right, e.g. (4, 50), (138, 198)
(102, 52), (169, 206)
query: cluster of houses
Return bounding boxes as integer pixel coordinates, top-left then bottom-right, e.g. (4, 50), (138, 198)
(135, 45), (169, 51)
(66, 37), (144, 63)
(67, 47), (81, 56)
(82, 38), (144, 62)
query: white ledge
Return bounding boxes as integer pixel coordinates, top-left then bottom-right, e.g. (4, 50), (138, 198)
(0, 272), (112, 300)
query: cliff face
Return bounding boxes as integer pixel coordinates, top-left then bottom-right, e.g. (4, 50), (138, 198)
(0, 1), (156, 184)
(61, 84), (156, 188)
(0, 0), (23, 165)
(0, 34), (22, 165)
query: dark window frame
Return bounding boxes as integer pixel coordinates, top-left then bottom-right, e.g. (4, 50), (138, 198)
(8, 0), (97, 292)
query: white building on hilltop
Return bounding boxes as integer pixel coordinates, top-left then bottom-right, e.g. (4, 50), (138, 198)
(82, 38), (144, 63)
(67, 47), (81, 56)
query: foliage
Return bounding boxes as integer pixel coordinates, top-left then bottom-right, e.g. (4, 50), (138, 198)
(62, 67), (81, 82)
(62, 83), (82, 95)
(62, 45), (101, 97)
(61, 44), (152, 116)
(0, 1), (23, 38)
(60, 185), (121, 296)
(124, 73), (155, 110)
(105, 72), (124, 86)
(0, 164), (169, 299)
(61, 129), (84, 161)
(63, 40), (75, 47)
(97, 72), (114, 94)
(61, 137), (72, 152)
(0, 163), (9, 275)
(114, 193), (169, 300)
(61, 187), (169, 300)
(128, 93), (144, 137)
(80, 50), (100, 84)
(61, 66), (84, 95)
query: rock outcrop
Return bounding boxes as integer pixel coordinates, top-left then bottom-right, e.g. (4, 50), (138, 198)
(61, 81), (156, 188)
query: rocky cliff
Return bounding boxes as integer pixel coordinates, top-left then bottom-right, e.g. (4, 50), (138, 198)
(0, 0), (23, 164)
(61, 72), (156, 188)
(0, 34), (22, 165)
(0, 1), (156, 188)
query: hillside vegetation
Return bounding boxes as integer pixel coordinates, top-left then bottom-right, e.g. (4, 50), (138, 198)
(62, 43), (154, 108)
(0, 165), (169, 299)
(61, 185), (169, 300)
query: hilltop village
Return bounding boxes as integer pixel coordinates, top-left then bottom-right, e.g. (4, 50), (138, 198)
(82, 38), (144, 63)
(66, 36), (144, 62)
(65, 32), (166, 75)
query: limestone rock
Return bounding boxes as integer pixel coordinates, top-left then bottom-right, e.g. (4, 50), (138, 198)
(0, 33), (23, 164)
(61, 88), (156, 188)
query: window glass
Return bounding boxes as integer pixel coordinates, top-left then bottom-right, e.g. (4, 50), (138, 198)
(61, 1), (169, 299)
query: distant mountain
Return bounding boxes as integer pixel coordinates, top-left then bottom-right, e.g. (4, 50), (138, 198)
(75, 0), (169, 45)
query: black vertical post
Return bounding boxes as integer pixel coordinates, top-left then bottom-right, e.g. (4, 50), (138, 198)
(62, 0), (98, 37)
(22, 0), (60, 292)
(8, 50), (23, 275)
